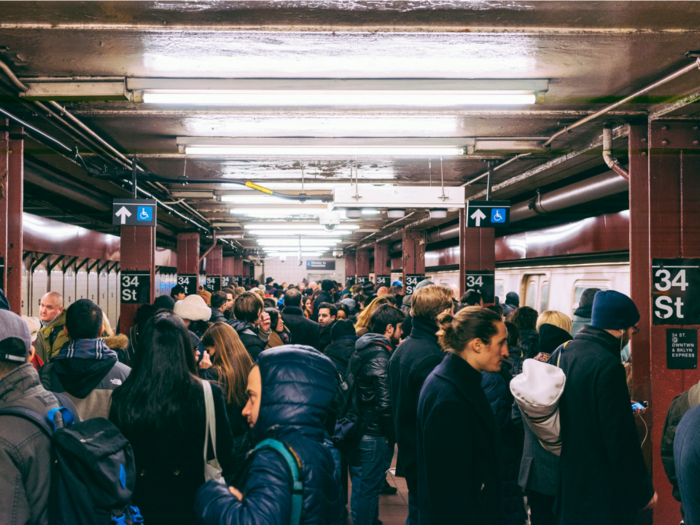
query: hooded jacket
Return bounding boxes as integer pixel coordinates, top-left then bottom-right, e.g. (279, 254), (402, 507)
(195, 345), (344, 525)
(34, 310), (69, 363)
(503, 292), (520, 318)
(348, 333), (395, 441)
(227, 319), (270, 361)
(571, 303), (592, 337)
(389, 317), (444, 493)
(556, 325), (654, 525)
(40, 340), (131, 421)
(209, 307), (226, 324)
(324, 335), (359, 374)
(0, 364), (65, 525)
(282, 306), (320, 348)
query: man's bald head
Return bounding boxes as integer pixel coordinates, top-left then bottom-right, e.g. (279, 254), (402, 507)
(39, 292), (64, 323)
(377, 286), (389, 296)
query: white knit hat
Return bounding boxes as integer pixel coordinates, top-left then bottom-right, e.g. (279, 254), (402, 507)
(173, 294), (212, 322)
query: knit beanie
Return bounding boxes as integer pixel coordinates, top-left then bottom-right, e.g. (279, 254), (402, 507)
(591, 290), (640, 330)
(173, 294), (212, 322)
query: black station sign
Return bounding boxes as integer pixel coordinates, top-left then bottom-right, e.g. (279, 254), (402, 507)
(405, 274), (425, 296)
(466, 201), (511, 228)
(205, 276), (221, 293)
(221, 276), (233, 289)
(306, 260), (336, 270)
(177, 274), (198, 296)
(235, 276), (243, 286)
(464, 271), (495, 304)
(112, 198), (157, 227)
(346, 276), (356, 287)
(667, 328), (698, 370)
(375, 275), (391, 288)
(356, 276), (370, 286)
(652, 258), (700, 325)
(120, 271), (151, 304)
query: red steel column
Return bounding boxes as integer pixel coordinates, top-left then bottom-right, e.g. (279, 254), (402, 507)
(374, 242), (390, 288)
(645, 120), (700, 524)
(7, 126), (24, 314)
(206, 245), (223, 291)
(356, 249), (370, 284)
(345, 252), (356, 287)
(402, 228), (426, 294)
(460, 209), (496, 304)
(119, 226), (156, 335)
(222, 256), (235, 288)
(233, 256), (244, 286)
(177, 233), (200, 273)
(0, 119), (7, 298)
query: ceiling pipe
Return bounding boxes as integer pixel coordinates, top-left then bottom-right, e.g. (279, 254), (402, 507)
(199, 231), (218, 263)
(602, 125), (629, 180)
(543, 57), (700, 147)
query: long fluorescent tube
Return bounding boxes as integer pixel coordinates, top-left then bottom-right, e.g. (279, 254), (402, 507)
(143, 91), (536, 107)
(248, 230), (350, 237)
(231, 208), (325, 217)
(187, 145), (464, 157)
(221, 195), (325, 205)
(266, 252), (324, 257)
(244, 223), (359, 231)
(256, 239), (341, 246)
(225, 183), (393, 191)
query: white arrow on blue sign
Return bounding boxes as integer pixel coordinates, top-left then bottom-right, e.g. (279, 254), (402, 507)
(112, 199), (157, 227)
(466, 201), (511, 228)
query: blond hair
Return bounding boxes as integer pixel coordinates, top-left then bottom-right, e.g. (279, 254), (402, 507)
(355, 296), (394, 330)
(536, 310), (573, 333)
(411, 285), (454, 322)
(201, 322), (254, 406)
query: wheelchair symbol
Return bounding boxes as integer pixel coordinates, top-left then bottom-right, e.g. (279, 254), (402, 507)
(137, 206), (152, 221)
(491, 209), (506, 223)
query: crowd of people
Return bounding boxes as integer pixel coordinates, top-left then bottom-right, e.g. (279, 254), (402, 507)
(1, 275), (699, 525)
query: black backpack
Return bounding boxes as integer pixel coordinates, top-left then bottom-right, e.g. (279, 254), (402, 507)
(332, 349), (383, 454)
(0, 404), (141, 525)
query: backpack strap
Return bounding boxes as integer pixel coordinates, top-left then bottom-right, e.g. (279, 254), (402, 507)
(0, 406), (54, 437)
(555, 340), (571, 368)
(254, 438), (303, 525)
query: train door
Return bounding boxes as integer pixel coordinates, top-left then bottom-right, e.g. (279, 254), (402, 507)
(98, 268), (109, 319)
(88, 268), (98, 303)
(523, 274), (549, 313)
(108, 269), (118, 329)
(76, 263), (88, 301)
(64, 266), (76, 307)
(154, 271), (162, 297)
(21, 259), (29, 316)
(31, 262), (47, 318)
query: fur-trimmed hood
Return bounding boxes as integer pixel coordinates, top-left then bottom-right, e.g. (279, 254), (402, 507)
(103, 334), (129, 350)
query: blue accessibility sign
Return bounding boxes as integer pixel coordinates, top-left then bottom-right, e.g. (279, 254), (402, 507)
(137, 206), (153, 221)
(491, 208), (506, 223)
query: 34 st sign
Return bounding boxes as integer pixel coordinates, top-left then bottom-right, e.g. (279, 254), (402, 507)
(652, 259), (700, 325)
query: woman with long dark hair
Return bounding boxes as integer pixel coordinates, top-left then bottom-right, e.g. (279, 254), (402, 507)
(109, 312), (234, 525)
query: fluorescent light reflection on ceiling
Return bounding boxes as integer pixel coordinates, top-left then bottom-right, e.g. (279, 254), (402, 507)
(187, 145), (464, 157)
(266, 252), (324, 258)
(143, 92), (536, 106)
(224, 182), (393, 191)
(231, 208), (325, 218)
(220, 195), (325, 205)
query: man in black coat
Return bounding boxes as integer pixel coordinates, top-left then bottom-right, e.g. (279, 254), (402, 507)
(324, 320), (358, 374)
(226, 292), (271, 361)
(389, 284), (454, 524)
(281, 288), (320, 347)
(311, 279), (334, 322)
(557, 290), (656, 525)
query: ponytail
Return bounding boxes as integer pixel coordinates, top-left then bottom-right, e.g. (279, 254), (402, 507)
(437, 306), (501, 354)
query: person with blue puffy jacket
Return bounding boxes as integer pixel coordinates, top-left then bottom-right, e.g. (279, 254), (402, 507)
(195, 345), (344, 525)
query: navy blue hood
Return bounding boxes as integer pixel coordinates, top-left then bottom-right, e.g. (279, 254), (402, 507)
(227, 318), (257, 335)
(254, 345), (337, 442)
(356, 333), (392, 352)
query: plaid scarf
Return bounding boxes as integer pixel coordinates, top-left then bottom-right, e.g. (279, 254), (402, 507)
(52, 338), (117, 361)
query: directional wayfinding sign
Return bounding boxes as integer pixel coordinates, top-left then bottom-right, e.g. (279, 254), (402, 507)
(667, 328), (698, 370)
(464, 271), (495, 304)
(466, 201), (510, 228)
(120, 271), (151, 304)
(113, 199), (157, 227)
(652, 258), (700, 325)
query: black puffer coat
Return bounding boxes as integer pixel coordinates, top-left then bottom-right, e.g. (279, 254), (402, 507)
(226, 319), (268, 361)
(348, 333), (395, 441)
(195, 345), (343, 525)
(324, 335), (359, 374)
(281, 306), (320, 347)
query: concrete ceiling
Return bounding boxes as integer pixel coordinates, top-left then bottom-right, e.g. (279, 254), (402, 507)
(1, 1), (700, 254)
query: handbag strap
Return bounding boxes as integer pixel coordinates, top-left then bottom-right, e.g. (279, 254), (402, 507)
(202, 380), (219, 465)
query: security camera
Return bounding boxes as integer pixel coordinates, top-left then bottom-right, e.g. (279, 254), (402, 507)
(320, 211), (341, 232)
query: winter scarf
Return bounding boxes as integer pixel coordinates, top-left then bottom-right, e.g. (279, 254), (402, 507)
(52, 338), (117, 361)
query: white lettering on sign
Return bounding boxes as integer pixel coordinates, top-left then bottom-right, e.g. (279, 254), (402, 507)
(178, 277), (190, 285)
(466, 275), (483, 287)
(655, 296), (685, 319)
(121, 289), (138, 302)
(655, 269), (689, 291)
(122, 275), (139, 287)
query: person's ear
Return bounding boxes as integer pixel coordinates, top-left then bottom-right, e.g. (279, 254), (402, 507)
(386, 324), (395, 339)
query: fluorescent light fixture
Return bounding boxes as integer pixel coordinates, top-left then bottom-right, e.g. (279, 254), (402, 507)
(266, 252), (324, 258)
(256, 238), (341, 246)
(244, 223), (359, 231)
(230, 208), (325, 218)
(387, 209), (406, 219)
(247, 229), (351, 236)
(473, 140), (549, 153)
(218, 234), (244, 239)
(346, 209), (362, 219)
(220, 195), (325, 205)
(169, 190), (215, 199)
(429, 210), (448, 219)
(143, 91), (536, 107)
(224, 182), (393, 191)
(186, 145), (464, 157)
(362, 209), (380, 216)
(211, 222), (241, 228)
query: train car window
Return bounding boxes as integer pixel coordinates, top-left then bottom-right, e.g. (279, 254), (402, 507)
(526, 280), (537, 309)
(495, 281), (505, 304)
(540, 282), (550, 313)
(572, 281), (611, 311)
